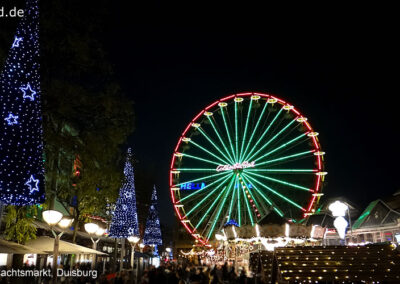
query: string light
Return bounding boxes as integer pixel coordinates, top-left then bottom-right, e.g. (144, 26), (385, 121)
(109, 148), (139, 238)
(0, 0), (45, 205)
(143, 185), (163, 246)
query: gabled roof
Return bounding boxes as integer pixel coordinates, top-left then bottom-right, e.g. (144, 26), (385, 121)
(352, 199), (400, 230)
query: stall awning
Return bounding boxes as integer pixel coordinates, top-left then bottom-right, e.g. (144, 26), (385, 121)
(25, 236), (108, 255)
(0, 239), (46, 254)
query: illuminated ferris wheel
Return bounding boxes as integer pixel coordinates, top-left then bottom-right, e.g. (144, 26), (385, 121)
(169, 92), (326, 245)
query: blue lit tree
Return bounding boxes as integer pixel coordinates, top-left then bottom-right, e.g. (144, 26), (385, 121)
(109, 148), (139, 238)
(0, 0), (45, 205)
(143, 186), (162, 246)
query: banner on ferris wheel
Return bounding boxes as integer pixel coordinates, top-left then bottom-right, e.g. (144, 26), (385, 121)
(215, 161), (256, 172)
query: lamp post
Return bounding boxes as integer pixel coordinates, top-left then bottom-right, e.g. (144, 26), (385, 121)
(329, 201), (349, 244)
(127, 236), (140, 284)
(42, 210), (73, 284)
(84, 223), (105, 270)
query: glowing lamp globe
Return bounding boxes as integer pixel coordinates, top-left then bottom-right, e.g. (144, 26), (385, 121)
(84, 223), (99, 235)
(333, 216), (348, 239)
(166, 247), (171, 253)
(128, 236), (140, 244)
(95, 228), (105, 237)
(139, 243), (145, 249)
(329, 201), (348, 217)
(42, 210), (63, 226)
(58, 217), (73, 229)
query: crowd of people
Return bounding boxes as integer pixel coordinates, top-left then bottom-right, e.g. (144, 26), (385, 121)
(135, 262), (256, 284)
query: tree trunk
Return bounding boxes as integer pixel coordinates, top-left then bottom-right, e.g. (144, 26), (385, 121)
(72, 218), (79, 243)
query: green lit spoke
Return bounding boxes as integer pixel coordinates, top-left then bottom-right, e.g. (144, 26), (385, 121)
(239, 99), (253, 162)
(243, 173), (305, 211)
(194, 180), (230, 230)
(245, 171), (311, 191)
(220, 106), (236, 162)
(228, 175), (238, 220)
(241, 101), (269, 163)
(174, 171), (230, 187)
(246, 118), (296, 162)
(256, 150), (314, 167)
(197, 127), (235, 165)
(237, 176), (241, 226)
(176, 168), (218, 172)
(252, 132), (307, 163)
(235, 101), (239, 161)
(190, 140), (231, 165)
(207, 117), (235, 164)
(247, 169), (316, 173)
(180, 173), (232, 203)
(182, 153), (223, 166)
(238, 173), (262, 215)
(239, 173), (284, 217)
(205, 175), (237, 239)
(241, 180), (254, 226)
(243, 108), (283, 162)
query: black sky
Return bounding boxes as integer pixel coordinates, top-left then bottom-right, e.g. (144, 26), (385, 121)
(104, 9), (399, 225)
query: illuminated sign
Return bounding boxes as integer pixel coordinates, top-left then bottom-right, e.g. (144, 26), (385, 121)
(216, 161), (256, 172)
(180, 182), (206, 190)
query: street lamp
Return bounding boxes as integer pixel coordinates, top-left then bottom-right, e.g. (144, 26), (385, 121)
(84, 223), (104, 269)
(42, 210), (73, 284)
(127, 236), (140, 284)
(329, 201), (349, 242)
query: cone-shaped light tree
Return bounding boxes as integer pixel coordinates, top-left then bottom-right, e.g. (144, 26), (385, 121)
(143, 186), (163, 246)
(0, 0), (45, 205)
(109, 148), (139, 238)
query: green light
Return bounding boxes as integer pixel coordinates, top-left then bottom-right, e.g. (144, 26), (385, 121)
(174, 171), (229, 187)
(246, 169), (316, 173)
(186, 173), (230, 216)
(256, 150), (313, 167)
(207, 117), (235, 164)
(242, 101), (269, 162)
(206, 175), (236, 239)
(241, 179), (254, 226)
(194, 179), (231, 229)
(239, 173), (261, 215)
(235, 101), (239, 161)
(237, 175), (241, 226)
(239, 174), (284, 218)
(197, 127), (235, 165)
(190, 140), (231, 165)
(180, 173), (232, 203)
(252, 132), (307, 163)
(239, 99), (253, 163)
(176, 168), (217, 171)
(220, 106), (236, 162)
(246, 171), (311, 191)
(246, 117), (296, 162)
(182, 153), (221, 166)
(244, 173), (305, 211)
(228, 175), (238, 220)
(244, 108), (283, 162)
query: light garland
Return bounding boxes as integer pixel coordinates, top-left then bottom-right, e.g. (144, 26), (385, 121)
(109, 148), (139, 238)
(0, 0), (45, 205)
(143, 186), (162, 245)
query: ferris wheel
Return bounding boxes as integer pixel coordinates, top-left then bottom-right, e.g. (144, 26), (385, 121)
(169, 92), (326, 245)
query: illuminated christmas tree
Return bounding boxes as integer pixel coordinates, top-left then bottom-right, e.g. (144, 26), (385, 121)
(109, 148), (139, 238)
(0, 0), (45, 205)
(143, 186), (162, 246)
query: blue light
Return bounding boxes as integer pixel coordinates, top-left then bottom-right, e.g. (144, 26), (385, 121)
(0, 0), (45, 205)
(180, 182), (206, 190)
(12, 37), (23, 48)
(25, 175), (39, 194)
(4, 113), (19, 125)
(20, 83), (37, 101)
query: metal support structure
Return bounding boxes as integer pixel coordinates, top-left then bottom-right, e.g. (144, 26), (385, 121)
(51, 230), (64, 284)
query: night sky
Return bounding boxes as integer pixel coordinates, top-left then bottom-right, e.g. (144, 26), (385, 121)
(103, 10), (397, 225)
